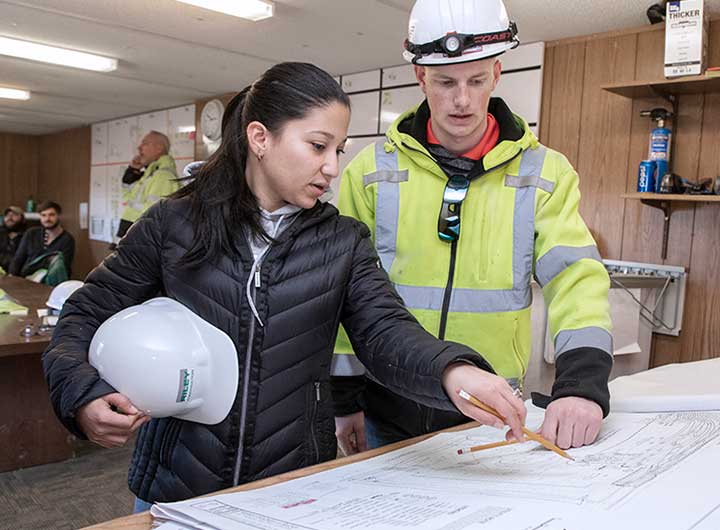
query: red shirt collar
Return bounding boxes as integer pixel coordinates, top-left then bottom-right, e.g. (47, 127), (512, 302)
(426, 114), (499, 161)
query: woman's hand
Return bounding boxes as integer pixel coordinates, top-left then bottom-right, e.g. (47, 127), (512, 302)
(76, 393), (149, 448)
(442, 363), (526, 441)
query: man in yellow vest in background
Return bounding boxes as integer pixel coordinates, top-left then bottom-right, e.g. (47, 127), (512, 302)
(332, 0), (612, 453)
(117, 131), (179, 239)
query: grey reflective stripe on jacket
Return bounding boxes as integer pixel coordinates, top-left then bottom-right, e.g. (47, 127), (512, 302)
(370, 142), (406, 272)
(535, 245), (603, 287)
(555, 326), (613, 358)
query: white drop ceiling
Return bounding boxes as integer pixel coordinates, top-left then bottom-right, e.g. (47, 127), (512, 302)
(1, 0), (718, 135)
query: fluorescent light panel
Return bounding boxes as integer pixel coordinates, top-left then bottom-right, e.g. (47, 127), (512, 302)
(0, 86), (30, 100)
(176, 0), (274, 21)
(0, 36), (118, 72)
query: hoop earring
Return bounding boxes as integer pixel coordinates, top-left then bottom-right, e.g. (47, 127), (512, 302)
(256, 150), (264, 162)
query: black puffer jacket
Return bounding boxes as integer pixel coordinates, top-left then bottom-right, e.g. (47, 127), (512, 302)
(43, 197), (490, 503)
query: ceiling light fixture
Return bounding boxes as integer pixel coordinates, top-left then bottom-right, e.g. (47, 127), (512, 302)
(0, 86), (30, 100)
(175, 0), (274, 21)
(0, 36), (118, 72)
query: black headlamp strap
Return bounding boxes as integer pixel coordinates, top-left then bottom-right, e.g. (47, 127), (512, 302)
(405, 22), (518, 61)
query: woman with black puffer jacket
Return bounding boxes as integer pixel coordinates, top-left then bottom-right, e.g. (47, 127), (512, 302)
(42, 62), (526, 513)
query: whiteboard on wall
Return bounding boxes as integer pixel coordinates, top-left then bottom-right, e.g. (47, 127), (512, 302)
(494, 68), (543, 126)
(380, 85), (424, 134)
(89, 104), (196, 242)
(348, 92), (380, 136)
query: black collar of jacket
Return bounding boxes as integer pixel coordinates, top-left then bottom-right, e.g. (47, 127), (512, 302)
(248, 201), (339, 263)
(398, 97), (524, 178)
(170, 197), (339, 266)
(277, 201), (337, 243)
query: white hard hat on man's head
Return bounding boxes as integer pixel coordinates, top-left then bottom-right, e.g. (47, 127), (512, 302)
(46, 280), (84, 311)
(89, 297), (238, 425)
(403, 0), (519, 66)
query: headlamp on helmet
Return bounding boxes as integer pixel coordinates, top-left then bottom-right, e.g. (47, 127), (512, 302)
(404, 22), (518, 63)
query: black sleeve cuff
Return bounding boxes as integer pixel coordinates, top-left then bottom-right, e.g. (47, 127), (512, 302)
(531, 347), (612, 417)
(122, 166), (143, 185)
(62, 378), (117, 439)
(331, 375), (366, 416)
(447, 353), (496, 375)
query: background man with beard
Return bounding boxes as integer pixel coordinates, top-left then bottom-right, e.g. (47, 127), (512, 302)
(0, 206), (27, 273)
(10, 200), (75, 279)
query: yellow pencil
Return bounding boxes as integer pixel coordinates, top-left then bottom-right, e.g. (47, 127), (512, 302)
(457, 437), (523, 455)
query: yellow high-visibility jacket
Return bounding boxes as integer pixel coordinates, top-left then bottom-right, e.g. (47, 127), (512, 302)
(332, 98), (612, 425)
(121, 154), (180, 223)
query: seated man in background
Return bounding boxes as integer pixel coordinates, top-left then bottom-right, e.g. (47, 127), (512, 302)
(116, 131), (180, 239)
(10, 201), (75, 284)
(0, 206), (26, 273)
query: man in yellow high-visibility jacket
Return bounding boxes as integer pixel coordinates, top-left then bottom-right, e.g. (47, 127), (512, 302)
(117, 131), (180, 239)
(332, 0), (612, 453)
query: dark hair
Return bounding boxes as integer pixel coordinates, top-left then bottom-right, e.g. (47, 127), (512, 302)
(174, 62), (349, 267)
(38, 200), (62, 214)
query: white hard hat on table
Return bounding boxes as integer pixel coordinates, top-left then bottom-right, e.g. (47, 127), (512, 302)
(46, 280), (84, 310)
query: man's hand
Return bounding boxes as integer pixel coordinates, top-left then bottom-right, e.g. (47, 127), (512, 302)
(538, 396), (603, 449)
(129, 154), (143, 169)
(76, 393), (149, 448)
(335, 411), (367, 456)
(442, 363), (526, 441)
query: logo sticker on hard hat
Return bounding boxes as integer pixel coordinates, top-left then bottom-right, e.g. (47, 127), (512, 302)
(177, 368), (194, 403)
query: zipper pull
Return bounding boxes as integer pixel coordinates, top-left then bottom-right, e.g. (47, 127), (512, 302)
(254, 269), (261, 288)
(314, 382), (321, 401)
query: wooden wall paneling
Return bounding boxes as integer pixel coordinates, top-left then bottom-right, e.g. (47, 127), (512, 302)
(634, 24), (666, 78)
(544, 42), (586, 168)
(671, 91), (720, 363)
(708, 20), (720, 66)
(650, 57), (713, 367)
(0, 133), (38, 209)
(575, 35), (637, 259)
(664, 94), (703, 268)
(538, 45), (554, 145)
(68, 128), (96, 278)
(651, 93), (705, 367)
(621, 29), (672, 263)
(541, 21), (720, 368)
(620, 97), (669, 263)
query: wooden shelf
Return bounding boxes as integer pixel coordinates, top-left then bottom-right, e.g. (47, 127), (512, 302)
(622, 193), (720, 260)
(602, 76), (720, 99)
(609, 74), (720, 259)
(622, 193), (720, 202)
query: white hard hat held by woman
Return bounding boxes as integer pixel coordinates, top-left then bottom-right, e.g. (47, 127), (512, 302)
(88, 297), (238, 425)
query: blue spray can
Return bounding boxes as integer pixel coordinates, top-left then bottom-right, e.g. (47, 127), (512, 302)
(641, 108), (672, 192)
(637, 160), (657, 193)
